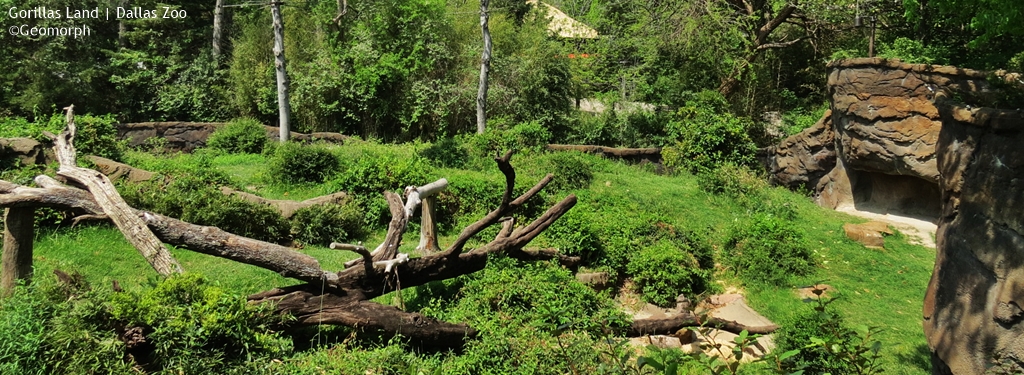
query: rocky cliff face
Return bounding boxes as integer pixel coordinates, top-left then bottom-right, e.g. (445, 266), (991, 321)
(924, 96), (1024, 374)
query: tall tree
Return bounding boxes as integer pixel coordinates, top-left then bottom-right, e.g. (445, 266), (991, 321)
(213, 0), (225, 59)
(476, 0), (493, 134)
(271, 1), (292, 141)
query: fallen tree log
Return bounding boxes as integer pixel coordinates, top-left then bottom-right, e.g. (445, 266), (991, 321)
(546, 144), (662, 162)
(219, 187), (349, 219)
(628, 312), (780, 336)
(47, 106), (182, 276)
(85, 154), (351, 219)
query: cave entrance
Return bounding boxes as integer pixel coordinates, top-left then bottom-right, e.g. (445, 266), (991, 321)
(850, 170), (941, 221)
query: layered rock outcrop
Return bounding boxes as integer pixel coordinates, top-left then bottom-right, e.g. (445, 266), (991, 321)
(924, 95), (1024, 374)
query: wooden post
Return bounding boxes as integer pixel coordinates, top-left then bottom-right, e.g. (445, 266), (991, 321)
(417, 197), (440, 253)
(271, 1), (292, 142)
(1, 207), (34, 296)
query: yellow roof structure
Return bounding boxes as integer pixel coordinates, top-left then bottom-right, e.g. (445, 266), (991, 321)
(526, 0), (598, 39)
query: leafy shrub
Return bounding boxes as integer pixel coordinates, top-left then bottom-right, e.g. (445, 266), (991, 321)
(267, 142), (340, 183)
(328, 149), (432, 228)
(696, 162), (768, 198)
(207, 118), (268, 154)
(290, 202), (365, 246)
(422, 257), (628, 335)
(627, 240), (713, 306)
(662, 91), (757, 174)
(0, 277), (134, 375)
(0, 113), (128, 161)
(877, 37), (949, 65)
(782, 102), (829, 136)
(541, 208), (601, 262)
(467, 120), (552, 157)
(539, 151), (594, 191)
(419, 137), (469, 168)
(119, 174), (291, 242)
(725, 213), (814, 286)
(560, 109), (672, 148)
(776, 295), (884, 374)
(108, 273), (292, 372)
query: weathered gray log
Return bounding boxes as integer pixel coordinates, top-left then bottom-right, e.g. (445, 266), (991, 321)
(628, 313), (780, 336)
(49, 106), (182, 276)
(1, 207), (34, 296)
(220, 187), (349, 219)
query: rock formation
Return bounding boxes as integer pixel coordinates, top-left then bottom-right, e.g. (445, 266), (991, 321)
(767, 58), (1024, 373)
(768, 58), (1001, 220)
(923, 94), (1024, 374)
(117, 122), (348, 152)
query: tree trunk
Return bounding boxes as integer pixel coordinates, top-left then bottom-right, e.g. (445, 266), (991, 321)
(271, 2), (292, 142)
(476, 0), (492, 134)
(416, 196), (440, 252)
(118, 0), (128, 48)
(212, 0), (224, 59)
(1, 207), (34, 296)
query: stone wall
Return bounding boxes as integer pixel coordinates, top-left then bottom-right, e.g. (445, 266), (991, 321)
(924, 96), (1024, 374)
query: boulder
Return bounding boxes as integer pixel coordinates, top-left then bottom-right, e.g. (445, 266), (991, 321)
(842, 221), (892, 249)
(0, 137), (53, 166)
(118, 122), (221, 152)
(923, 95), (1024, 374)
(575, 272), (611, 290)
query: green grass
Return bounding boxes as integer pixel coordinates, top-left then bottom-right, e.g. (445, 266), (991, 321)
(9, 142), (934, 374)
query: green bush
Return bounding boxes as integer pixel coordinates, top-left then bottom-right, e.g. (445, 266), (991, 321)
(207, 118), (268, 154)
(0, 275), (133, 375)
(540, 151), (594, 191)
(419, 137), (469, 168)
(267, 142), (340, 183)
(0, 113), (128, 161)
(696, 162), (768, 198)
(627, 240), (712, 306)
(541, 208), (601, 262)
(421, 257), (628, 335)
(467, 120), (552, 157)
(290, 202), (365, 246)
(662, 91), (757, 174)
(776, 296), (884, 374)
(877, 37), (949, 65)
(725, 213), (814, 286)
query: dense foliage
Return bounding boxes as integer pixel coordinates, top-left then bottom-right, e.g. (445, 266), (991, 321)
(4, 0), (1018, 144)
